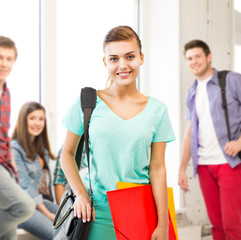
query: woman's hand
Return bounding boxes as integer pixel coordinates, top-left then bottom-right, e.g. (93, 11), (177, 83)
(37, 203), (56, 222)
(74, 193), (96, 222)
(151, 226), (168, 240)
(47, 212), (55, 222)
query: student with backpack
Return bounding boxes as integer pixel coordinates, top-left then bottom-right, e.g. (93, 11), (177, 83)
(178, 39), (241, 240)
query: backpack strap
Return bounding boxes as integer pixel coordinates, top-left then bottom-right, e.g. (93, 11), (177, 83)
(217, 70), (231, 141)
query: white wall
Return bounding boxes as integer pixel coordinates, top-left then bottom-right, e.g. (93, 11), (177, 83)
(41, 0), (58, 154)
(41, 0), (181, 208)
(41, 0), (237, 225)
(139, 0), (181, 208)
(0, 0), (40, 135)
(179, 0), (233, 226)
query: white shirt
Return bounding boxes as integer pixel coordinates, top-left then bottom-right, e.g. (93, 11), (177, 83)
(195, 77), (227, 165)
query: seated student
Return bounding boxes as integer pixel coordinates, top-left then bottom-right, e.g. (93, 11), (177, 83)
(11, 101), (58, 240)
(53, 146), (69, 205)
(53, 145), (86, 205)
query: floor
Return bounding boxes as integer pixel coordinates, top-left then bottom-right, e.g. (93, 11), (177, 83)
(17, 229), (39, 240)
(18, 229), (213, 240)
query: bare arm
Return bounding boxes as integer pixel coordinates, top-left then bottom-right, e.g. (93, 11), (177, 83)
(54, 184), (66, 205)
(178, 121), (191, 191)
(150, 142), (168, 240)
(60, 130), (95, 222)
(37, 203), (55, 222)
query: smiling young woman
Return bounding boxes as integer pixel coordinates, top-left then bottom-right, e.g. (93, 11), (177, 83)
(60, 26), (176, 240)
(11, 101), (58, 240)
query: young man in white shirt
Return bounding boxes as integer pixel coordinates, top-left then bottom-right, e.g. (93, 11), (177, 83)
(179, 39), (241, 240)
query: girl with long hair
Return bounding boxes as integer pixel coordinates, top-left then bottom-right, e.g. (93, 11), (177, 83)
(11, 101), (58, 240)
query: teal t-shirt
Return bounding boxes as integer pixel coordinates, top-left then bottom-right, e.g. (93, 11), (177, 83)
(62, 95), (175, 195)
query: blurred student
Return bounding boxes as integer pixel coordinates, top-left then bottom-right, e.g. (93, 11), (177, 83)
(178, 39), (241, 240)
(11, 101), (58, 240)
(53, 145), (86, 205)
(53, 146), (69, 205)
(0, 36), (35, 240)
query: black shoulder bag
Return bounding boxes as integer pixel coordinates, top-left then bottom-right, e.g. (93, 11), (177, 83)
(53, 87), (96, 240)
(218, 71), (241, 159)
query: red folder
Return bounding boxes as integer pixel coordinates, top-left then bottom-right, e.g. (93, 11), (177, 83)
(107, 184), (177, 240)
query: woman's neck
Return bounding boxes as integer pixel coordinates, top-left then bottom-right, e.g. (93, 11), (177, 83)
(107, 82), (139, 98)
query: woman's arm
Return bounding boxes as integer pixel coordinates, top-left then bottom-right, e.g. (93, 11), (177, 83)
(60, 130), (95, 222)
(37, 202), (55, 221)
(54, 184), (66, 205)
(149, 142), (168, 240)
(12, 147), (40, 200)
(53, 148), (68, 205)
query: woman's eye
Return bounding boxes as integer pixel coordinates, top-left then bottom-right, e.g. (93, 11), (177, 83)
(110, 57), (118, 62)
(127, 55), (134, 60)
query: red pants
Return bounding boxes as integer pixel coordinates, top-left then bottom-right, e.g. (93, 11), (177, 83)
(198, 164), (241, 240)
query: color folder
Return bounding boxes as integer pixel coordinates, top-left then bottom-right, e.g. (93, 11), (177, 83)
(106, 182), (178, 240)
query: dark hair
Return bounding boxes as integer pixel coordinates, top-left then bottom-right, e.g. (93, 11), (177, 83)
(11, 102), (55, 160)
(183, 39), (211, 57)
(0, 36), (18, 59)
(103, 25), (142, 54)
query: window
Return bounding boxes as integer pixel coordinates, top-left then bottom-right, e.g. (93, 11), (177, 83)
(57, 0), (138, 147)
(0, 0), (40, 134)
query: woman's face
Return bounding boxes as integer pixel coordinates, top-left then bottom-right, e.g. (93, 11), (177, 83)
(103, 38), (144, 87)
(27, 109), (45, 139)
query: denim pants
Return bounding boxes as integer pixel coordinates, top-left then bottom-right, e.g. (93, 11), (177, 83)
(0, 164), (35, 240)
(19, 200), (58, 240)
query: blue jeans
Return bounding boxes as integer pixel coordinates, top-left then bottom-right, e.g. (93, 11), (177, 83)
(0, 165), (35, 240)
(19, 200), (58, 240)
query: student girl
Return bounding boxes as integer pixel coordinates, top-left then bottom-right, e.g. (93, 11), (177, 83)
(60, 25), (175, 240)
(11, 101), (58, 240)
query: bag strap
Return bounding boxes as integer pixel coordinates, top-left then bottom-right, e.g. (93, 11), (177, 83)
(75, 136), (84, 169)
(78, 87), (96, 207)
(75, 87), (96, 168)
(53, 88), (96, 230)
(53, 191), (75, 229)
(218, 70), (231, 141)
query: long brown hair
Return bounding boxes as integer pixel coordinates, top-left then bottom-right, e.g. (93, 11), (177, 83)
(11, 102), (55, 161)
